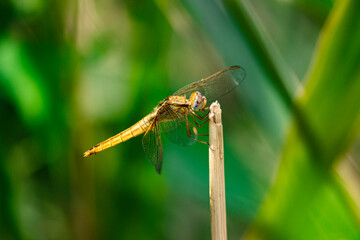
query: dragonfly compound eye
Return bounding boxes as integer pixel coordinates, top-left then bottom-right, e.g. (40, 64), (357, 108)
(191, 91), (207, 110)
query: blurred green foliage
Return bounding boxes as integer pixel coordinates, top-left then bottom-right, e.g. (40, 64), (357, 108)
(0, 0), (359, 239)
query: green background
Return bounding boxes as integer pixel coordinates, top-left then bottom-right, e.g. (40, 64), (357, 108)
(0, 0), (359, 239)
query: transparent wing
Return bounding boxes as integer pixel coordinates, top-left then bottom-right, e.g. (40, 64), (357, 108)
(157, 104), (185, 134)
(142, 117), (196, 174)
(156, 104), (198, 146)
(142, 119), (163, 174)
(165, 117), (198, 146)
(173, 66), (246, 105)
(142, 104), (189, 174)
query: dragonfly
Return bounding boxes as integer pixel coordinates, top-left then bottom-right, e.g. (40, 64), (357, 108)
(84, 66), (246, 174)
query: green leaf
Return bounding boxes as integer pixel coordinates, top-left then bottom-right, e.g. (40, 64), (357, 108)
(0, 35), (48, 127)
(246, 0), (360, 238)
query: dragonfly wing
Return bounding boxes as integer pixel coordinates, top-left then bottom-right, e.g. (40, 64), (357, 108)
(143, 104), (193, 173)
(165, 118), (197, 146)
(157, 104), (197, 146)
(142, 119), (163, 174)
(157, 104), (185, 133)
(173, 66), (246, 105)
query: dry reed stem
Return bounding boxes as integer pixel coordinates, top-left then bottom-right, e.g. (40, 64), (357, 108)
(209, 101), (227, 240)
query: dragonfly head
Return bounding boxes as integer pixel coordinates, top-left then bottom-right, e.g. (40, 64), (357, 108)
(190, 91), (207, 111)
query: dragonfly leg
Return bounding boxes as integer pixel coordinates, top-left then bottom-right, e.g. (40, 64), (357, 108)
(186, 115), (209, 146)
(190, 131), (208, 137)
(190, 112), (210, 129)
(189, 114), (209, 136)
(191, 110), (210, 121)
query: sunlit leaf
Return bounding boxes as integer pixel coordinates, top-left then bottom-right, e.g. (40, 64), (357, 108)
(246, 0), (360, 238)
(0, 36), (48, 127)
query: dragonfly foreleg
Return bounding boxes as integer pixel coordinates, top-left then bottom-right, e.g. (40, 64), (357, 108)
(191, 109), (210, 121)
(190, 111), (210, 129)
(188, 114), (208, 136)
(185, 115), (209, 145)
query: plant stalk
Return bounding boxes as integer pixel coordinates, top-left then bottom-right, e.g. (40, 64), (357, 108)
(209, 101), (227, 240)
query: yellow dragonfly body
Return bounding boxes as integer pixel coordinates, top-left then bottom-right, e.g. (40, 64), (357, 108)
(84, 66), (246, 173)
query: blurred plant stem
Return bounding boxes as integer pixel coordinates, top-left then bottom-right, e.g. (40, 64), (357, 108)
(223, 0), (295, 110)
(243, 0), (360, 238)
(222, 0), (327, 164)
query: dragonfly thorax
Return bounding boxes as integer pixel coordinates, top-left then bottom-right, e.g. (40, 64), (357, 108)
(190, 91), (207, 111)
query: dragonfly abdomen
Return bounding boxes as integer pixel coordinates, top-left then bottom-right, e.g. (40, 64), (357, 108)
(84, 113), (155, 157)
